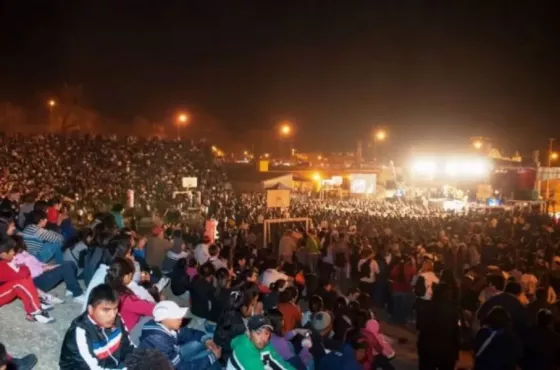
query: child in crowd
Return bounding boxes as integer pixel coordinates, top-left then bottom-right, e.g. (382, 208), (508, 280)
(0, 235), (54, 323)
(105, 257), (156, 334)
(139, 301), (221, 370)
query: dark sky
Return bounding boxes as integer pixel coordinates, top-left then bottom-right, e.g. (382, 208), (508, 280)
(1, 1), (559, 153)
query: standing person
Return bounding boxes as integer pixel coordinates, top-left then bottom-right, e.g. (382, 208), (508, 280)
(358, 249), (380, 298)
(59, 284), (135, 370)
(413, 258), (440, 330)
(279, 230), (297, 265)
(522, 308), (560, 370)
(306, 229), (321, 274)
(473, 306), (523, 370)
(390, 255), (416, 325)
(477, 282), (529, 338)
(227, 315), (295, 370)
(417, 283), (459, 370)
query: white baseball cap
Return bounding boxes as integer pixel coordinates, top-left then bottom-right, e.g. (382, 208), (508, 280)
(153, 301), (188, 322)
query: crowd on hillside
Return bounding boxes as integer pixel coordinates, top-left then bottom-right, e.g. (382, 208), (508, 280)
(2, 135), (560, 370)
(0, 134), (228, 215)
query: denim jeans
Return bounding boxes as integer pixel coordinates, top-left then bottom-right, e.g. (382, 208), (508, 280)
(35, 242), (64, 265)
(179, 341), (220, 370)
(34, 261), (83, 296)
(392, 292), (414, 325)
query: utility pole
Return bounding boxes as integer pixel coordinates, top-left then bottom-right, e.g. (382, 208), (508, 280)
(545, 138), (555, 213)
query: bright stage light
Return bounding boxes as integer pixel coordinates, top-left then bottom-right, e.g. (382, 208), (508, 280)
(411, 159), (438, 175)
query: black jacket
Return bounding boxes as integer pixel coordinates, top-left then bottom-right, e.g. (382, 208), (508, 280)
(417, 301), (460, 364)
(189, 276), (216, 320)
(59, 312), (134, 370)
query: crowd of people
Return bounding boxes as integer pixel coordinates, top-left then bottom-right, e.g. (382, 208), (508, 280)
(2, 134), (560, 370)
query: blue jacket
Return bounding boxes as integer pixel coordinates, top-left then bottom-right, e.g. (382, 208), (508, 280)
(317, 344), (362, 370)
(138, 320), (218, 370)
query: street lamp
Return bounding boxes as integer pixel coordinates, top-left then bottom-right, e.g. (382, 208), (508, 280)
(473, 140), (483, 150)
(176, 113), (189, 139)
(280, 123), (292, 137)
(48, 99), (56, 108)
(551, 152), (558, 161)
(375, 130), (386, 141)
(373, 129), (387, 161)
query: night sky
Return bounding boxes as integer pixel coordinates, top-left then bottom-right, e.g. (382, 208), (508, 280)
(1, 1), (559, 154)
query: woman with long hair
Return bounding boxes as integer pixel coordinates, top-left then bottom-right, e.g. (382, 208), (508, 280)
(105, 257), (155, 339)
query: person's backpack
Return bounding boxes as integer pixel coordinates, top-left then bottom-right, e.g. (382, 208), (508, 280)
(414, 274), (427, 297)
(359, 258), (372, 279)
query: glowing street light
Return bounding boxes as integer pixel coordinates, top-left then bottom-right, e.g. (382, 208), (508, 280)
(280, 123), (292, 137)
(48, 99), (56, 108)
(177, 113), (188, 124)
(312, 172), (321, 182)
(473, 140), (483, 150)
(375, 130), (386, 141)
(175, 113), (189, 139)
(243, 150), (249, 156)
(551, 152), (559, 161)
(263, 153), (270, 158)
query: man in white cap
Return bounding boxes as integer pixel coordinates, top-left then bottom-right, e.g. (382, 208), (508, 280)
(138, 300), (221, 370)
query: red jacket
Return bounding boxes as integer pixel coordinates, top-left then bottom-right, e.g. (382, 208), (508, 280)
(0, 260), (32, 284)
(119, 293), (155, 331)
(390, 263), (416, 293)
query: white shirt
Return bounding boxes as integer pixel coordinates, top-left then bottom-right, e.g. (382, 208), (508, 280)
(418, 271), (440, 300)
(128, 281), (156, 303)
(260, 269), (289, 288)
(194, 243), (210, 265)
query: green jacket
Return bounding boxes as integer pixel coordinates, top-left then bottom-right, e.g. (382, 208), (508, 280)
(227, 333), (295, 370)
(306, 235), (320, 254)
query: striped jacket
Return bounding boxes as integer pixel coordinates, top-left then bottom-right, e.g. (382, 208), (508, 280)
(59, 312), (134, 370)
(21, 224), (63, 255)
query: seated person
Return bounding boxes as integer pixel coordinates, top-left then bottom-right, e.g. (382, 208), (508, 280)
(59, 284), (134, 369)
(139, 301), (221, 370)
(20, 210), (64, 264)
(12, 236), (86, 304)
(228, 315), (295, 369)
(105, 257), (155, 334)
(0, 235), (54, 324)
(277, 286), (302, 333)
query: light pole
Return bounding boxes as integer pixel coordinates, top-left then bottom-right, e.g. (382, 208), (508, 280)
(545, 138), (556, 210)
(278, 121), (293, 158)
(372, 129), (387, 162)
(176, 113), (189, 139)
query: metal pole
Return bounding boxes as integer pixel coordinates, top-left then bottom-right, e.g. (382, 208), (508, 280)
(546, 138), (555, 213)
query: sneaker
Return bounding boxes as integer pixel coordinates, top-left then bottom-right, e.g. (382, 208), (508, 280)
(73, 294), (87, 305)
(10, 353), (38, 370)
(43, 293), (65, 305)
(26, 310), (55, 324)
(155, 277), (170, 292)
(39, 298), (54, 311)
